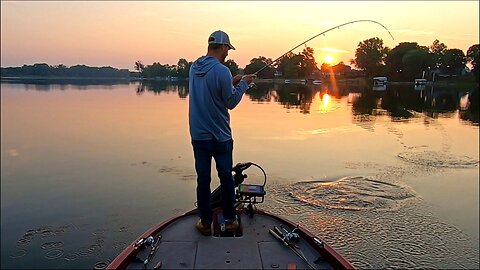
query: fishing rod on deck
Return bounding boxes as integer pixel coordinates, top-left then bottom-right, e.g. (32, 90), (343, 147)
(247, 19), (395, 88)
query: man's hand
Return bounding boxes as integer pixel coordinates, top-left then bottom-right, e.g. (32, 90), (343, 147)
(232, 75), (243, 86)
(241, 74), (256, 84)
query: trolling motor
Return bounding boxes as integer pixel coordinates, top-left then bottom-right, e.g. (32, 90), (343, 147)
(232, 162), (253, 185)
(234, 162), (266, 203)
(210, 162), (267, 217)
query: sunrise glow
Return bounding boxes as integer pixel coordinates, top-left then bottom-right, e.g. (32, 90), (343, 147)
(0, 2), (478, 69)
(323, 54), (334, 64)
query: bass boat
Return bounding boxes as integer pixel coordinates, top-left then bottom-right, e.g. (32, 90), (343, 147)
(107, 162), (355, 270)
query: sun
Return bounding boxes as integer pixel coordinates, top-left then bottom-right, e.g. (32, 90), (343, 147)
(323, 54), (334, 64)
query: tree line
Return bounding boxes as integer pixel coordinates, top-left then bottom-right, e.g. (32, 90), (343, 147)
(1, 39), (477, 82)
(134, 58), (240, 79)
(136, 39), (478, 82)
(135, 47), (319, 80)
(352, 39), (479, 82)
(1, 63), (131, 78)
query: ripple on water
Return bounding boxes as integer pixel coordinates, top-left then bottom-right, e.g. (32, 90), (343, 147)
(288, 177), (415, 211)
(9, 249), (27, 259)
(264, 180), (479, 269)
(41, 241), (63, 250)
(44, 249), (64, 260)
(398, 150), (479, 168)
(8, 222), (128, 268)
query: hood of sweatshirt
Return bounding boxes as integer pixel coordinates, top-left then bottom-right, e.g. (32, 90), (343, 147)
(191, 56), (220, 77)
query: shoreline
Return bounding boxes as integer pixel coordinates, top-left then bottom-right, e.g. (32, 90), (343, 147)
(255, 77), (478, 87)
(1, 76), (477, 87)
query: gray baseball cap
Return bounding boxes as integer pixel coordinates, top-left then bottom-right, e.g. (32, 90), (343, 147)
(208, 30), (236, 50)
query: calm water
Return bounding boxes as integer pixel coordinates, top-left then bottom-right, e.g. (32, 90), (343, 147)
(1, 80), (479, 269)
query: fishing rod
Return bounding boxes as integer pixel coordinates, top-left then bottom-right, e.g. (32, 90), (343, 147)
(253, 19), (395, 76)
(269, 226), (316, 269)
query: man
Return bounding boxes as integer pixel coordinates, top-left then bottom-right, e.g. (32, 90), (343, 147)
(188, 30), (255, 236)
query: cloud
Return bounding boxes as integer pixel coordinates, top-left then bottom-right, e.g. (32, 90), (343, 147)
(391, 28), (476, 42)
(437, 33), (477, 42)
(318, 47), (350, 54)
(391, 28), (436, 37)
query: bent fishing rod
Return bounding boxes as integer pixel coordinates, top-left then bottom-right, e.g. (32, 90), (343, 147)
(253, 19), (395, 76)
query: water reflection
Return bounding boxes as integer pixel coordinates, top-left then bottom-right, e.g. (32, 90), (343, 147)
(1, 80), (478, 269)
(3, 79), (478, 125)
(461, 88), (479, 124)
(312, 92), (333, 113)
(136, 80), (189, 99)
(0, 78), (130, 91)
(247, 82), (362, 114)
(246, 82), (479, 125)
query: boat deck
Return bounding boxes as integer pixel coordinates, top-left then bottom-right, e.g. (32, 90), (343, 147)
(126, 212), (333, 269)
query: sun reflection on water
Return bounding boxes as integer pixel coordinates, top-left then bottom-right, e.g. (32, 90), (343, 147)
(312, 91), (333, 113)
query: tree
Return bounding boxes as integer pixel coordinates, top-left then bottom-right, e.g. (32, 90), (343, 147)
(352, 37), (388, 78)
(402, 48), (433, 79)
(299, 47), (318, 78)
(244, 56), (274, 78)
(142, 62), (175, 78)
(176, 58), (191, 78)
(331, 62), (352, 74)
(385, 42), (423, 81)
(440, 49), (466, 75)
(134, 60), (145, 72)
(320, 63), (331, 72)
(429, 40), (447, 69)
(467, 44), (479, 82)
(277, 52), (303, 78)
(31, 63), (51, 76)
(223, 59), (239, 76)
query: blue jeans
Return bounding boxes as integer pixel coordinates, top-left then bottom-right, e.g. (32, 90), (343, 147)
(192, 139), (236, 224)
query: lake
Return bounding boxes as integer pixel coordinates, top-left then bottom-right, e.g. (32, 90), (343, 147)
(1, 79), (479, 269)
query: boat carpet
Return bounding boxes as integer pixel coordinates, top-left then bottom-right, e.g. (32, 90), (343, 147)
(126, 213), (333, 269)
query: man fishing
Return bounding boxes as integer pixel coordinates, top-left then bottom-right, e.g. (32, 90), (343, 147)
(188, 30), (255, 236)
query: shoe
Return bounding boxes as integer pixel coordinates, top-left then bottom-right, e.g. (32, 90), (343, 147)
(224, 220), (239, 231)
(195, 219), (212, 236)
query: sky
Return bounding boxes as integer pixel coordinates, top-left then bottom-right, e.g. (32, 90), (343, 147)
(1, 1), (479, 70)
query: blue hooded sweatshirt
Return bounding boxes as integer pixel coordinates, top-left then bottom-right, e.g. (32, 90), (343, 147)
(189, 56), (248, 142)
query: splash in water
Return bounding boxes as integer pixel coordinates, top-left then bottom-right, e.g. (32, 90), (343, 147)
(287, 177), (415, 211)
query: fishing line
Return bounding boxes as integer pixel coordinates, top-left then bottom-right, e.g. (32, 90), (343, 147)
(253, 19), (395, 75)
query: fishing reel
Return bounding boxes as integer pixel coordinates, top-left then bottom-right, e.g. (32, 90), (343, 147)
(247, 82), (257, 90)
(280, 225), (300, 243)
